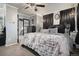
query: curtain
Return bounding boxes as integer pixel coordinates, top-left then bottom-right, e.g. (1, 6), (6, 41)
(77, 4), (79, 31)
(60, 8), (75, 32)
(43, 13), (53, 29)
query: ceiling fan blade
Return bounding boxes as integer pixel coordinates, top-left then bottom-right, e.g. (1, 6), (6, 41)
(36, 5), (45, 7)
(25, 7), (29, 9)
(26, 3), (29, 4)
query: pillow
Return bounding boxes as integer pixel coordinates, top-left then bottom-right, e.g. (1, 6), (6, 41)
(41, 29), (49, 33)
(49, 28), (58, 34)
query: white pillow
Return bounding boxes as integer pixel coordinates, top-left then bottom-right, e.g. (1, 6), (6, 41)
(41, 29), (49, 33)
(41, 28), (58, 34)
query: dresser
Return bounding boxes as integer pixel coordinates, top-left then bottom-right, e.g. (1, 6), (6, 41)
(0, 27), (6, 46)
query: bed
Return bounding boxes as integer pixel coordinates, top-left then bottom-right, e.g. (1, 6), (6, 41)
(20, 32), (71, 56)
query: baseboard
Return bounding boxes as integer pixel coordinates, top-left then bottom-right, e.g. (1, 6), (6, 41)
(5, 42), (17, 47)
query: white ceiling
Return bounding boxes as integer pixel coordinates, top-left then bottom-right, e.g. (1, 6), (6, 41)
(8, 3), (77, 16)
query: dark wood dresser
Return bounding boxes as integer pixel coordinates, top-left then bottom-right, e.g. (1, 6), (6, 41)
(0, 27), (6, 46)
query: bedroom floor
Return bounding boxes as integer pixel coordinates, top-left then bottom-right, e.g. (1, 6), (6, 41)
(71, 48), (79, 56)
(0, 44), (35, 56)
(0, 44), (79, 56)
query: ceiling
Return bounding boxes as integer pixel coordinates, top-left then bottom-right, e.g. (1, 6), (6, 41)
(8, 3), (77, 16)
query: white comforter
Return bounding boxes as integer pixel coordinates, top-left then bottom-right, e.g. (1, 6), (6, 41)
(21, 33), (70, 56)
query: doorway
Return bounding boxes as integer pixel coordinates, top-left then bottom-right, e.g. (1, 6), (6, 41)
(17, 16), (30, 43)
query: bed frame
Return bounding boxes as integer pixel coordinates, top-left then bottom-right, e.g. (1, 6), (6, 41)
(21, 44), (40, 56)
(21, 44), (72, 56)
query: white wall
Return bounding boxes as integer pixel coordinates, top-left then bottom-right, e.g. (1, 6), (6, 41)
(36, 14), (43, 32)
(5, 4), (18, 46)
(0, 4), (6, 17)
(75, 6), (78, 32)
(18, 13), (30, 19)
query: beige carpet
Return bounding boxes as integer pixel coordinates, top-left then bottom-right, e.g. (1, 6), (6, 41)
(0, 44), (79, 56)
(0, 44), (35, 56)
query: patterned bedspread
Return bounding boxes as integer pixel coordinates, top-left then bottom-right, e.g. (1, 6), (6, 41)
(21, 33), (70, 56)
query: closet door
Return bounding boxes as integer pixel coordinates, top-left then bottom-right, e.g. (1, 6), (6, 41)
(6, 5), (17, 46)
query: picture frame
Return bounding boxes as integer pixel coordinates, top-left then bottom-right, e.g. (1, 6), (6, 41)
(54, 14), (60, 20)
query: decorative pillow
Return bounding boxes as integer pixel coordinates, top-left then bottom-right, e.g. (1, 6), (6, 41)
(49, 28), (58, 34)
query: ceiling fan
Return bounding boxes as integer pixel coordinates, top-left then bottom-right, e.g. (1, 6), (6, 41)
(25, 3), (45, 11)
